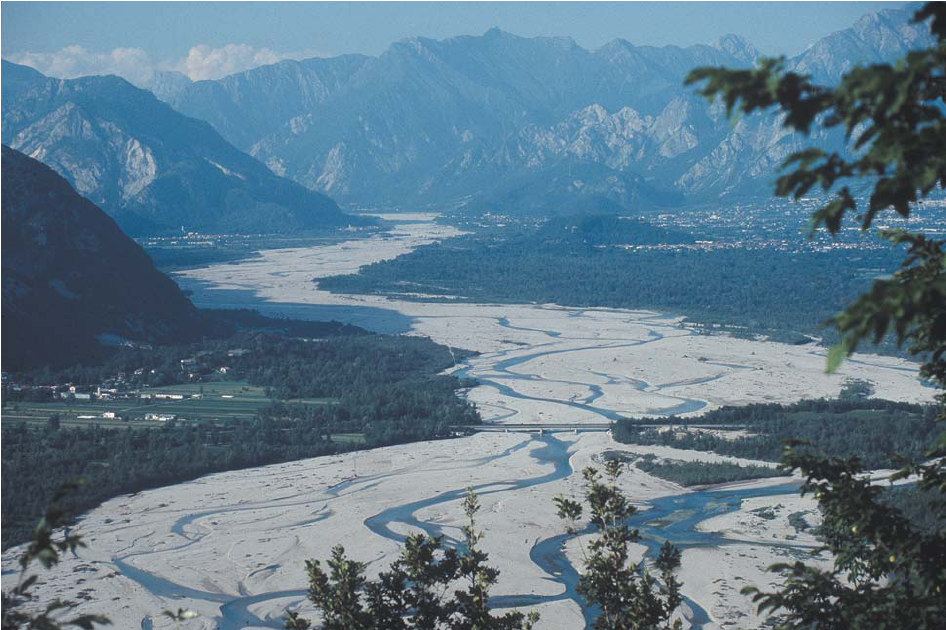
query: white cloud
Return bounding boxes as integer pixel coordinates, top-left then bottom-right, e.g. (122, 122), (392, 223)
(8, 45), (158, 86)
(174, 43), (283, 81)
(6, 43), (326, 86)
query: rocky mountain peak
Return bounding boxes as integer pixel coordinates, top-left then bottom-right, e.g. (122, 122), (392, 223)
(711, 33), (760, 64)
(12, 4), (934, 218)
(1, 62), (365, 236)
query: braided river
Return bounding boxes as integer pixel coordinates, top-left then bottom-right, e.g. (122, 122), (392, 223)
(4, 214), (931, 629)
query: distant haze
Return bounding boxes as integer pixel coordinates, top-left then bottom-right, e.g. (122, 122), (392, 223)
(4, 3), (933, 216)
(2, 1), (911, 81)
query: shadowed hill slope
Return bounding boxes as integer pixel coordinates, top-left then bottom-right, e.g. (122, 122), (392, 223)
(1, 146), (207, 369)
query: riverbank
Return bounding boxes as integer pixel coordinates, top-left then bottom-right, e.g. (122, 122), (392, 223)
(2, 431), (820, 630)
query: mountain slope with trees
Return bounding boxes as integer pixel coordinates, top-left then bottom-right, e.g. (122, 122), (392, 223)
(1, 146), (207, 370)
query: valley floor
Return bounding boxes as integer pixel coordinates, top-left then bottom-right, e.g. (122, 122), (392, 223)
(176, 213), (931, 423)
(4, 214), (932, 630)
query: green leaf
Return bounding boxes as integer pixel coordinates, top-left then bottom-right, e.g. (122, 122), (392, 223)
(826, 342), (848, 374)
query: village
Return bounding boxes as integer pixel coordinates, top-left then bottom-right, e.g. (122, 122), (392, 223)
(0, 347), (268, 428)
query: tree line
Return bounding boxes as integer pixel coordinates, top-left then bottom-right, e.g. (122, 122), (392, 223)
(605, 452), (789, 487)
(612, 398), (939, 469)
(319, 230), (903, 346)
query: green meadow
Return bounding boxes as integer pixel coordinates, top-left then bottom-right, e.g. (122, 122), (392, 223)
(1, 381), (337, 428)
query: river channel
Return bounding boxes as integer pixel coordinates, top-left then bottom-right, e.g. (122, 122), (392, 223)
(108, 430), (802, 630)
(7, 215), (926, 630)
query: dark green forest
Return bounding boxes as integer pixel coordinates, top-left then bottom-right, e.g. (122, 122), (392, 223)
(1, 329), (479, 549)
(319, 217), (902, 344)
(604, 452), (789, 486)
(612, 399), (939, 468)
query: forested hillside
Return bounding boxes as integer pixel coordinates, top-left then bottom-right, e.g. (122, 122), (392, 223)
(1, 146), (208, 370)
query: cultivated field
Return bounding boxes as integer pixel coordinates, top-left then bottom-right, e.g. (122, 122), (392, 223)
(1, 381), (337, 428)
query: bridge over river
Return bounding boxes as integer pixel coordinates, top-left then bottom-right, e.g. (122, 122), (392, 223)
(455, 423), (749, 433)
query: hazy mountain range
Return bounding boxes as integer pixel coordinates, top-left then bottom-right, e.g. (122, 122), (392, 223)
(2, 5), (935, 227)
(1, 61), (368, 235)
(155, 5), (932, 212)
(1, 146), (204, 369)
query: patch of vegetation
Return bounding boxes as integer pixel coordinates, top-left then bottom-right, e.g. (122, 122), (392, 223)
(633, 455), (788, 487)
(788, 511), (810, 532)
(839, 378), (875, 401)
(879, 485), (943, 535)
(612, 399), (939, 469)
(749, 505), (783, 521)
(318, 220), (902, 345)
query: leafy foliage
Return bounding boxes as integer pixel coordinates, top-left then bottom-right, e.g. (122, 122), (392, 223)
(555, 462), (683, 629)
(686, 4), (946, 383)
(686, 3), (946, 627)
(838, 378), (874, 401)
(293, 465), (683, 629)
(286, 489), (538, 630)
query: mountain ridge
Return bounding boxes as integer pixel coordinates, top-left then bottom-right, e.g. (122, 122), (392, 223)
(3, 6), (934, 218)
(145, 5), (931, 214)
(1, 61), (370, 235)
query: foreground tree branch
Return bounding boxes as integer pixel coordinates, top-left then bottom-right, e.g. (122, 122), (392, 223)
(687, 3), (946, 627)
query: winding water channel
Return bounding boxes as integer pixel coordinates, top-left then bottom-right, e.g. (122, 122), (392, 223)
(107, 314), (804, 629)
(111, 429), (802, 629)
(30, 217), (925, 629)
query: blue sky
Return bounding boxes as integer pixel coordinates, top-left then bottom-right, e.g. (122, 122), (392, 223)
(2, 2), (912, 82)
